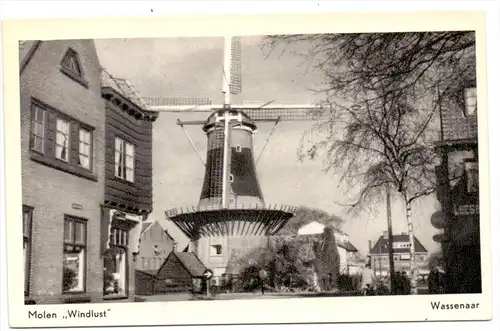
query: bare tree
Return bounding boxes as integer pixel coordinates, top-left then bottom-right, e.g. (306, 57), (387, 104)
(261, 31), (476, 295)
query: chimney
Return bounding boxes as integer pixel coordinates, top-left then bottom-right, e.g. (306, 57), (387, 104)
(368, 240), (372, 252)
(172, 241), (178, 252)
(383, 231), (388, 239)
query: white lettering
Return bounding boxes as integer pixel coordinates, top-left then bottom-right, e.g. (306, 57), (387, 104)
(453, 204), (479, 216)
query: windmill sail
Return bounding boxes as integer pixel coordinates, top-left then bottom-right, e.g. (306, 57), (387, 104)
(229, 36), (242, 95)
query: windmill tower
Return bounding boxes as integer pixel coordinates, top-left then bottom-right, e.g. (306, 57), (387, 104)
(144, 36), (331, 278)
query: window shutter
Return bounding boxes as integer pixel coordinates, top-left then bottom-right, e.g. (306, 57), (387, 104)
(70, 123), (79, 166)
(46, 112), (56, 158)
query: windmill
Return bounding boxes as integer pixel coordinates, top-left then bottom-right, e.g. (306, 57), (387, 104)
(144, 36), (331, 275)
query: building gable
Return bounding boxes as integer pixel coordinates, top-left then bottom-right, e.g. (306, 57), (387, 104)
(157, 252), (191, 280)
(370, 233), (428, 254)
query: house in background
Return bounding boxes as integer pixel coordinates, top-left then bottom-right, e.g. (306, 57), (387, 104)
(100, 69), (158, 300)
(297, 221), (359, 274)
(136, 220), (176, 271)
(368, 231), (429, 277)
(20, 40), (106, 304)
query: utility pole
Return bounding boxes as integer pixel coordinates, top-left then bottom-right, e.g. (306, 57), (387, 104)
(386, 184), (396, 294)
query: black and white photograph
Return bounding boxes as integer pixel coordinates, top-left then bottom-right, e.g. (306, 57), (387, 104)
(1, 9), (493, 328)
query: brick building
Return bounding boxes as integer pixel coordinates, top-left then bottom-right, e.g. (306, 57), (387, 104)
(433, 82), (480, 293)
(20, 40), (106, 304)
(20, 40), (158, 304)
(368, 232), (429, 276)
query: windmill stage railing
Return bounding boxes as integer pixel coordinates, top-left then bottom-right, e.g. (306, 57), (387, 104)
(165, 203), (297, 239)
(165, 203), (297, 217)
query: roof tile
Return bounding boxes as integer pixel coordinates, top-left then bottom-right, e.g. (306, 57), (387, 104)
(174, 252), (207, 277)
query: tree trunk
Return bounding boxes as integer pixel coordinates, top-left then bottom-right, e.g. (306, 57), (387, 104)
(403, 194), (418, 295)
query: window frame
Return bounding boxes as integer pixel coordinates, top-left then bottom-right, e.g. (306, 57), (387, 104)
(23, 205), (33, 297)
(30, 105), (46, 154)
(60, 48), (89, 89)
(55, 117), (70, 163)
(78, 127), (93, 170)
(463, 87), (477, 117)
(114, 136), (135, 183)
(29, 99), (97, 181)
(62, 216), (88, 294)
(110, 227), (129, 248)
(210, 244), (223, 257)
(464, 158), (479, 194)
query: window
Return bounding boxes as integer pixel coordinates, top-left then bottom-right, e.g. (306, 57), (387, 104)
(229, 174), (234, 183)
(110, 228), (129, 247)
(61, 49), (82, 78)
(56, 118), (70, 162)
(29, 101), (95, 179)
(23, 206), (33, 297)
(63, 217), (87, 293)
(236, 145), (242, 152)
(30, 105), (45, 153)
(78, 128), (92, 169)
(448, 149), (476, 190)
(210, 244), (223, 256)
(114, 137), (135, 182)
(464, 160), (479, 193)
(400, 254), (410, 261)
(104, 227), (129, 298)
(464, 87), (477, 116)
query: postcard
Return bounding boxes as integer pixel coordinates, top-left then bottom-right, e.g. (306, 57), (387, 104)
(1, 10), (492, 328)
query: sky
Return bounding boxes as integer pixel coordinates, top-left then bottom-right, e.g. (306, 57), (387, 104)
(94, 36), (441, 256)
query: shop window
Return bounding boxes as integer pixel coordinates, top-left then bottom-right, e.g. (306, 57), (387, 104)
(62, 216), (87, 293)
(104, 227), (129, 298)
(23, 206), (33, 297)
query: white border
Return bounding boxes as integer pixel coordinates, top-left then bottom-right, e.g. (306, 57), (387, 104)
(1, 1), (499, 331)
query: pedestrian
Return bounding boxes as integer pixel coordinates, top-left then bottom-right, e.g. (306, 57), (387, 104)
(401, 271), (411, 295)
(429, 266), (445, 294)
(258, 269), (268, 295)
(428, 267), (440, 294)
(393, 271), (402, 294)
(360, 260), (375, 296)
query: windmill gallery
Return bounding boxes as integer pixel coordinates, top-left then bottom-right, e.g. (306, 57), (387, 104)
(18, 34), (481, 303)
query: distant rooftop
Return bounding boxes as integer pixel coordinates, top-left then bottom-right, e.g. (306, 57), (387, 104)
(369, 233), (428, 254)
